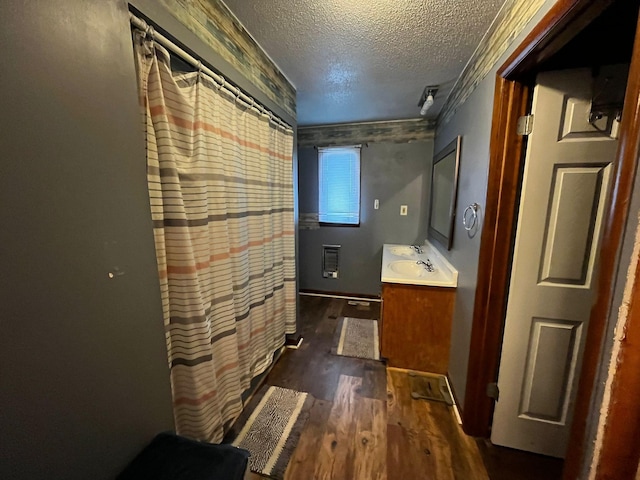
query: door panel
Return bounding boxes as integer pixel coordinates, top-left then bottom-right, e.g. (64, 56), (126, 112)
(560, 95), (618, 140)
(520, 318), (583, 423)
(540, 164), (611, 286)
(490, 68), (623, 457)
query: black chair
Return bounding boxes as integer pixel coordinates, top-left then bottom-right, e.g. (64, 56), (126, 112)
(117, 432), (250, 480)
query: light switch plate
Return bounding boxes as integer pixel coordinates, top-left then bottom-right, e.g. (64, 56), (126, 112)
(400, 205), (408, 216)
(374, 199), (379, 210)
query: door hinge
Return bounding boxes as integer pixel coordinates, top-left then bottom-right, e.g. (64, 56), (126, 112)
(517, 114), (534, 135)
(486, 382), (500, 401)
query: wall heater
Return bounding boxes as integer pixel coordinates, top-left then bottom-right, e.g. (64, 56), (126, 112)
(322, 245), (341, 278)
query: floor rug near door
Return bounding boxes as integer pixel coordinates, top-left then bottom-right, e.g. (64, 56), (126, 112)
(409, 371), (454, 405)
(331, 317), (380, 361)
(232, 386), (313, 479)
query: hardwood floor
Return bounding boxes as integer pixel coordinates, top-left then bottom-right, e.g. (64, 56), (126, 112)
(475, 440), (563, 480)
(232, 295), (561, 479)
(387, 368), (487, 480)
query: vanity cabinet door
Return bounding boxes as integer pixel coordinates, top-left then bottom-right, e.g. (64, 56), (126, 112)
(381, 283), (455, 374)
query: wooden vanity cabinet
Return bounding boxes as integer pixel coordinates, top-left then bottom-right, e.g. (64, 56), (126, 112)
(380, 282), (455, 374)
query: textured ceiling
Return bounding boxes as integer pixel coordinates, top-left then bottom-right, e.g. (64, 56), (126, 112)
(222, 0), (506, 126)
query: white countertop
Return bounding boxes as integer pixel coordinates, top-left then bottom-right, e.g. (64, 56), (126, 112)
(381, 242), (458, 287)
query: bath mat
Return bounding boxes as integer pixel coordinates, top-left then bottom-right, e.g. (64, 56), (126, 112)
(232, 386), (313, 479)
(409, 371), (454, 405)
(331, 317), (381, 361)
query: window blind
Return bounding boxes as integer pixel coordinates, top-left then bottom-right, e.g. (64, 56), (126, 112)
(318, 146), (361, 225)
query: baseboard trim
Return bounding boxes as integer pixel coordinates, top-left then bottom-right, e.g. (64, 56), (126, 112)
(446, 373), (464, 425)
(285, 334), (304, 349)
(299, 290), (382, 303)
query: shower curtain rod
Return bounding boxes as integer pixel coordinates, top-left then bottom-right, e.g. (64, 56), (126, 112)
(130, 13), (293, 133)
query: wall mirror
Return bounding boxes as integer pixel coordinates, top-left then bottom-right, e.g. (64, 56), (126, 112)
(428, 136), (461, 250)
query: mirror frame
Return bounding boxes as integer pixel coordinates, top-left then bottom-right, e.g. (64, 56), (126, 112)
(428, 136), (461, 250)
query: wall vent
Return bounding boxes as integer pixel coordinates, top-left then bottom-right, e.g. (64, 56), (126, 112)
(322, 245), (341, 278)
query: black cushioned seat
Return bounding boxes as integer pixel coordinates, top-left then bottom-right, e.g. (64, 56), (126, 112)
(117, 432), (249, 480)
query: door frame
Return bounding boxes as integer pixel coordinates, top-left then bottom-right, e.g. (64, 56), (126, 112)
(461, 0), (640, 477)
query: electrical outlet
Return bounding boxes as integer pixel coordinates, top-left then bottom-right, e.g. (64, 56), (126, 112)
(374, 199), (379, 210)
(400, 205), (408, 216)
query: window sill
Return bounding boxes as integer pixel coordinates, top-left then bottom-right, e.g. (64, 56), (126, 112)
(319, 222), (360, 228)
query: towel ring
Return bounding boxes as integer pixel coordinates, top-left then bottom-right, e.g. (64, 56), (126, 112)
(463, 203), (479, 231)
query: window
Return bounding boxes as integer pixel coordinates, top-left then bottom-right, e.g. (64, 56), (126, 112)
(318, 146), (361, 225)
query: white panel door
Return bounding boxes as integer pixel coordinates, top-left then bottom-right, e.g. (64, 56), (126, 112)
(490, 68), (621, 457)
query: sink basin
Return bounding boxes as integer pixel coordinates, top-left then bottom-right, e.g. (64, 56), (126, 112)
(382, 242), (458, 287)
(388, 260), (428, 276)
(389, 246), (417, 257)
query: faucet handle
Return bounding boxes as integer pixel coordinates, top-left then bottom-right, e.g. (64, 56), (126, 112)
(416, 259), (434, 272)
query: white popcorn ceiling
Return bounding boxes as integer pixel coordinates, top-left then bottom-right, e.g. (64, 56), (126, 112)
(222, 0), (506, 126)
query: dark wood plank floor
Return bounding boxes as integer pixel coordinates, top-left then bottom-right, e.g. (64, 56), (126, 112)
(231, 295), (563, 479)
(475, 440), (563, 480)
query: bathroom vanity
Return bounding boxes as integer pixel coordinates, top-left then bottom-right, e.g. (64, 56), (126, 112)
(380, 243), (458, 374)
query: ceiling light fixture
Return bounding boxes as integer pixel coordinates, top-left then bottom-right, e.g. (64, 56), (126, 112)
(418, 86), (439, 116)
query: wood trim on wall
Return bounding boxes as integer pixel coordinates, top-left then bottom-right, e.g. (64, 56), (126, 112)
(564, 12), (640, 479)
(461, 76), (529, 436)
(155, 0), (297, 118)
(297, 119), (435, 148)
(437, 0), (546, 125)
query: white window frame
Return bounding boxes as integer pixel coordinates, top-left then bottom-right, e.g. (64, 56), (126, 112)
(318, 145), (361, 226)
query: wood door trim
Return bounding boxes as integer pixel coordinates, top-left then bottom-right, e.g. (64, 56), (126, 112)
(463, 1), (640, 478)
(498, 0), (615, 80)
(564, 12), (640, 479)
(462, 76), (529, 436)
(596, 248), (640, 478)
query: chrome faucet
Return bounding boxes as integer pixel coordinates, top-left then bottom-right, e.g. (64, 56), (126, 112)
(411, 244), (423, 254)
(416, 259), (434, 272)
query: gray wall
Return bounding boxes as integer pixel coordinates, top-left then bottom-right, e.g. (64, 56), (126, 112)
(299, 141), (433, 296)
(432, 78), (493, 406)
(1, 2), (299, 476)
(0, 1), (175, 478)
(433, 0), (558, 407)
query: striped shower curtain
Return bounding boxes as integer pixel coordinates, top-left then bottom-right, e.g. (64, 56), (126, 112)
(134, 32), (296, 442)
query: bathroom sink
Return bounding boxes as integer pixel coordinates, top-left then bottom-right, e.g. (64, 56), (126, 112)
(388, 260), (427, 277)
(389, 246), (417, 257)
(382, 242), (458, 287)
